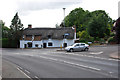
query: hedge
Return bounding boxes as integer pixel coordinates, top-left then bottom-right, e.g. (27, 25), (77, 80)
(1, 38), (18, 48)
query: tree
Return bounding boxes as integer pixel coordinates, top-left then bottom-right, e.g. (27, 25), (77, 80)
(60, 7), (113, 42)
(77, 30), (94, 42)
(63, 7), (88, 32)
(87, 10), (112, 40)
(0, 20), (10, 38)
(9, 12), (24, 47)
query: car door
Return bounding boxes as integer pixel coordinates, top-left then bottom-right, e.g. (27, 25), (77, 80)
(73, 44), (79, 51)
(80, 43), (85, 51)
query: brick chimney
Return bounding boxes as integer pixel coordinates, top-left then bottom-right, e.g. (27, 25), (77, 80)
(28, 24), (32, 28)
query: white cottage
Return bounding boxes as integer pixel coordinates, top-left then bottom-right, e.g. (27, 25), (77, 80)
(20, 25), (76, 48)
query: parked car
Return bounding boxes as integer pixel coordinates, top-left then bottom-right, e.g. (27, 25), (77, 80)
(65, 43), (89, 52)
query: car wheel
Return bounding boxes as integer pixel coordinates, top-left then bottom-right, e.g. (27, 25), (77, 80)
(69, 48), (73, 52)
(84, 48), (89, 51)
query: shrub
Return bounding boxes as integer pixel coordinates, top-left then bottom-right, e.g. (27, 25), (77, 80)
(1, 38), (18, 48)
(108, 37), (116, 43)
(2, 38), (9, 48)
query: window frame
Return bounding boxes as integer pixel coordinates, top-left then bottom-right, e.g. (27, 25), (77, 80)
(48, 42), (53, 46)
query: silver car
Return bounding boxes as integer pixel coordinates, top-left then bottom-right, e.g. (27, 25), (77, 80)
(65, 43), (89, 52)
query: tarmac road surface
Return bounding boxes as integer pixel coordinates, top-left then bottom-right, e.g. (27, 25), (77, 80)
(2, 45), (120, 79)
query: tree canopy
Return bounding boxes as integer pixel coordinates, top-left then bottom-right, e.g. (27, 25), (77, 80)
(10, 12), (24, 41)
(9, 12), (24, 47)
(61, 7), (114, 41)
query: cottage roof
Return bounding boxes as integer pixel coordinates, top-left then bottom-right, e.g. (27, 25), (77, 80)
(23, 27), (74, 39)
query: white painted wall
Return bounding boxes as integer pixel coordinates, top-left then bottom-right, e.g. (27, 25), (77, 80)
(20, 40), (42, 48)
(20, 39), (74, 48)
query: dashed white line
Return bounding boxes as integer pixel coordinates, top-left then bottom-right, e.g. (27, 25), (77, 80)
(17, 67), (32, 80)
(25, 70), (30, 74)
(68, 53), (119, 61)
(39, 55), (101, 71)
(90, 51), (103, 54)
(109, 72), (113, 74)
(34, 76), (39, 79)
(88, 66), (101, 71)
(18, 66), (23, 69)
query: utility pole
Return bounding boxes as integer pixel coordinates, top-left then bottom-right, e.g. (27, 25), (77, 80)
(63, 8), (66, 28)
(63, 8), (66, 48)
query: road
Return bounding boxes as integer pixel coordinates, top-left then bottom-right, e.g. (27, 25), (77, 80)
(2, 45), (120, 79)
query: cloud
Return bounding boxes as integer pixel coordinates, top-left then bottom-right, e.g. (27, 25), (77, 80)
(16, 0), (82, 15)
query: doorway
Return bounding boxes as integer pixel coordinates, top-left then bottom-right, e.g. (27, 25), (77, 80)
(63, 43), (67, 47)
(27, 42), (32, 48)
(43, 43), (47, 48)
(24, 44), (27, 48)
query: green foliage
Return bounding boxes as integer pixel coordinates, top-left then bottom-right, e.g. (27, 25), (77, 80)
(77, 30), (94, 42)
(1, 38), (9, 48)
(1, 38), (17, 48)
(64, 8), (90, 31)
(87, 10), (112, 39)
(10, 12), (24, 41)
(0, 20), (10, 38)
(0, 13), (24, 48)
(62, 7), (113, 42)
(110, 32), (115, 37)
(2, 26), (10, 38)
(108, 37), (116, 43)
(9, 12), (24, 47)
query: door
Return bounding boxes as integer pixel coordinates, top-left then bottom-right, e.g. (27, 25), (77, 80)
(80, 43), (85, 51)
(63, 43), (67, 47)
(24, 44), (27, 48)
(74, 44), (79, 51)
(43, 43), (46, 48)
(27, 42), (32, 48)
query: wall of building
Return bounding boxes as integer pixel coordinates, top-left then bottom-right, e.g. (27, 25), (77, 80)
(20, 39), (74, 48)
(43, 39), (74, 48)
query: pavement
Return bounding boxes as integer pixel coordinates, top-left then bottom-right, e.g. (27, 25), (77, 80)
(2, 59), (29, 78)
(109, 52), (120, 59)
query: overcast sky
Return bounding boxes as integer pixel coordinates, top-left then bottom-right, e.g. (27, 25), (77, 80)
(0, 0), (119, 28)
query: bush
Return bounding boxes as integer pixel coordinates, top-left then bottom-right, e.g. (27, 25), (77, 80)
(79, 39), (86, 43)
(110, 32), (115, 37)
(1, 38), (18, 48)
(1, 38), (9, 48)
(108, 37), (116, 43)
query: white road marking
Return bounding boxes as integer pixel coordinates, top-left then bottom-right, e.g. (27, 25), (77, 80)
(18, 66), (23, 69)
(34, 76), (39, 79)
(14, 53), (20, 54)
(17, 67), (32, 80)
(90, 51), (103, 54)
(63, 52), (119, 61)
(109, 72), (113, 74)
(39, 55), (101, 71)
(25, 70), (30, 74)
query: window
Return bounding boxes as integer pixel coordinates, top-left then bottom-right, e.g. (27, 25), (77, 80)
(34, 35), (41, 41)
(81, 44), (85, 46)
(48, 42), (53, 46)
(75, 44), (79, 47)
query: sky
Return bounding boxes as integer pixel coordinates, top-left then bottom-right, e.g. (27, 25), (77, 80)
(0, 0), (119, 28)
